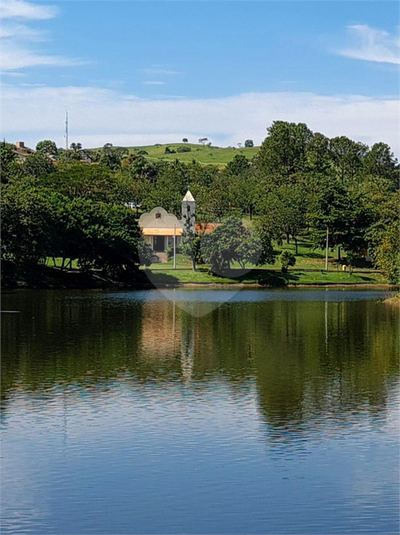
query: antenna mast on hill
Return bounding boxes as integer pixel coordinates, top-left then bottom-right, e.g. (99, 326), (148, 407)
(65, 110), (69, 150)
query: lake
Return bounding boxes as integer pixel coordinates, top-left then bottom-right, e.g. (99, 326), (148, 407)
(1, 289), (399, 534)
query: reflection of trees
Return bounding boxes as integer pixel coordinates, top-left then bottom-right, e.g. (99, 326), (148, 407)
(251, 300), (399, 434)
(2, 291), (399, 439)
(195, 300), (398, 436)
(1, 290), (145, 406)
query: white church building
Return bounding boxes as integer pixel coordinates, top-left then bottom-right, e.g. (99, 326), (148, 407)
(139, 190), (195, 261)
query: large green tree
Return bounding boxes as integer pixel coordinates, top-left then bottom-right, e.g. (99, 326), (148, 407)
(305, 133), (331, 174)
(2, 180), (57, 266)
(256, 121), (313, 177)
(36, 140), (58, 157)
(99, 143), (128, 170)
(0, 142), (21, 183)
(201, 217), (274, 274)
(362, 180), (399, 283)
(308, 177), (372, 254)
(328, 136), (367, 182)
(1, 177), (150, 282)
(257, 182), (308, 253)
(44, 162), (116, 201)
(22, 152), (54, 178)
(363, 142), (398, 184)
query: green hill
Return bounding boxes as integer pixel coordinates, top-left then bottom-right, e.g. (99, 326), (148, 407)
(125, 143), (259, 167)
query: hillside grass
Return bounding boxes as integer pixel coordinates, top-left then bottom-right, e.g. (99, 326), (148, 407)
(127, 143), (259, 167)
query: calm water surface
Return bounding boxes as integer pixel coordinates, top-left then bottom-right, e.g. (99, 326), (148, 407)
(1, 289), (399, 534)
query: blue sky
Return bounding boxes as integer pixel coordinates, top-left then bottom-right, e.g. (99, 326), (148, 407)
(1, 0), (399, 152)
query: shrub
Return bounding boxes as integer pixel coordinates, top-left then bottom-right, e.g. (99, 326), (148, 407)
(177, 147), (191, 153)
(166, 244), (182, 259)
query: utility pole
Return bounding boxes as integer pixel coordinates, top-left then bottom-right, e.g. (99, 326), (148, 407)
(173, 225), (177, 269)
(65, 110), (69, 151)
(325, 227), (329, 271)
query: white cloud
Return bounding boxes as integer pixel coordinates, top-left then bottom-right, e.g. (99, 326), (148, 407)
(0, 22), (46, 40)
(1, 85), (399, 155)
(0, 45), (87, 71)
(0, 0), (86, 72)
(338, 24), (400, 65)
(0, 0), (58, 20)
(142, 81), (166, 86)
(0, 70), (24, 76)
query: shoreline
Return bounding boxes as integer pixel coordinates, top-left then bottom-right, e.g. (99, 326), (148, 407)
(157, 282), (397, 289)
(3, 264), (395, 292)
(3, 281), (398, 291)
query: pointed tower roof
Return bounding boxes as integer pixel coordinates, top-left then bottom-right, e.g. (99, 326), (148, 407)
(182, 190), (195, 202)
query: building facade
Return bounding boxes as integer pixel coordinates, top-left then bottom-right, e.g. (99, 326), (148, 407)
(138, 190), (196, 260)
(139, 207), (184, 255)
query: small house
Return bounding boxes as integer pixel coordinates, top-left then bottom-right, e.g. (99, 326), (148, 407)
(13, 141), (32, 162)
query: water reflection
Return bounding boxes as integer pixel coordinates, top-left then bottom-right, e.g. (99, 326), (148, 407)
(1, 290), (399, 535)
(2, 290), (398, 440)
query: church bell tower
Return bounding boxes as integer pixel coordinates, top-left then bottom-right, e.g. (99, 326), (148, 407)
(182, 189), (196, 233)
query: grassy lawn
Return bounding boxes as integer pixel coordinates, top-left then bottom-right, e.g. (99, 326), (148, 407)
(145, 238), (387, 286)
(149, 238), (379, 272)
(263, 239), (340, 270)
(143, 266), (386, 286)
(46, 237), (387, 287)
(45, 258), (79, 269)
(125, 143), (259, 167)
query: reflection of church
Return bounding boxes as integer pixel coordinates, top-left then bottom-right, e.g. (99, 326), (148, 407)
(139, 190), (195, 261)
(139, 299), (196, 383)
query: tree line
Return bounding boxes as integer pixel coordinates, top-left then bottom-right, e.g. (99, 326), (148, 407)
(1, 120), (398, 283)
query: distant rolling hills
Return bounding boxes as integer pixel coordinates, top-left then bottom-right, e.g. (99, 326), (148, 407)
(122, 143), (259, 167)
